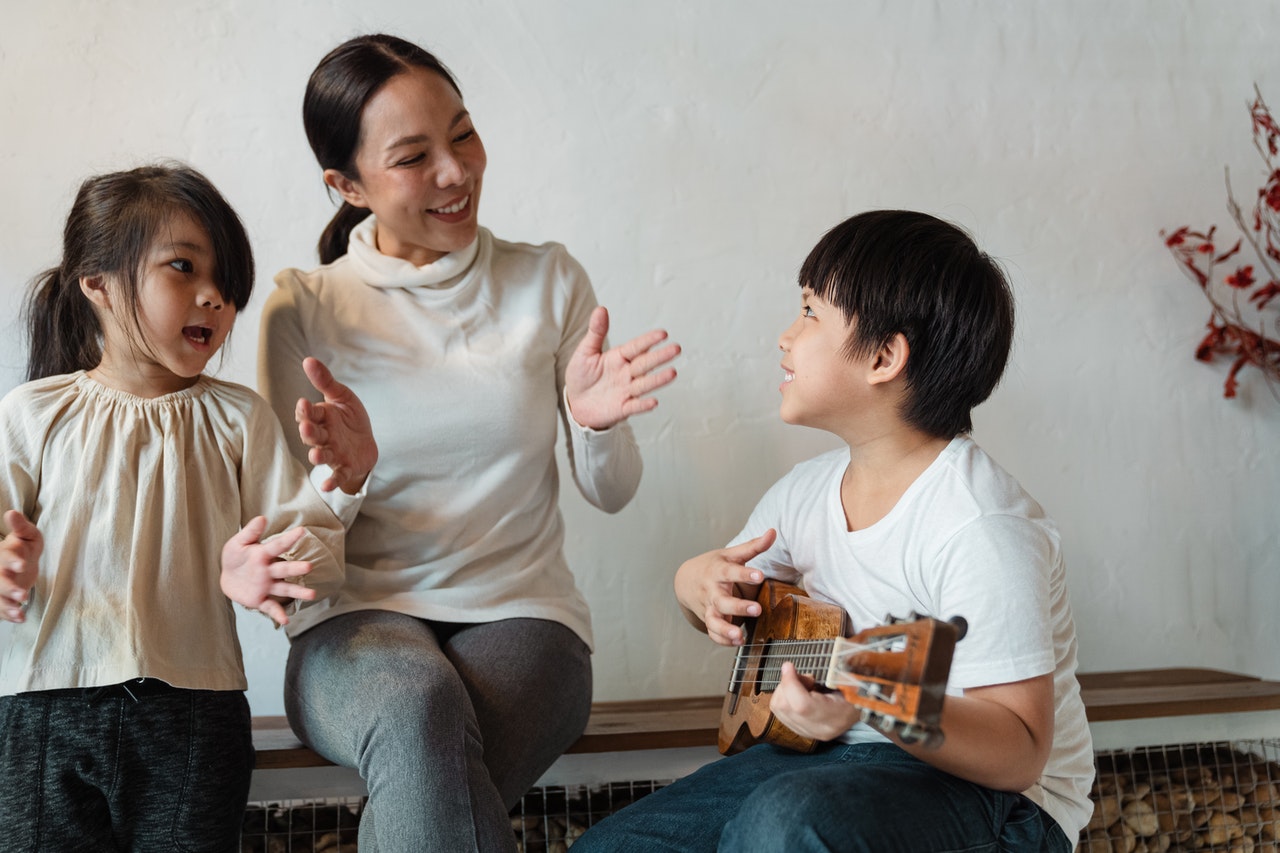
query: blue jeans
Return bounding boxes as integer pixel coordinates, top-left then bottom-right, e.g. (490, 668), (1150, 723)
(0, 683), (253, 853)
(284, 611), (592, 853)
(573, 742), (1073, 853)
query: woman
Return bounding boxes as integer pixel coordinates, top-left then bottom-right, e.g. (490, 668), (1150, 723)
(258, 34), (680, 852)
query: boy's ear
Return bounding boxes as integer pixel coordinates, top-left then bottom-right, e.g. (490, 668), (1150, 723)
(867, 332), (909, 386)
(322, 169), (369, 209)
(79, 275), (111, 310)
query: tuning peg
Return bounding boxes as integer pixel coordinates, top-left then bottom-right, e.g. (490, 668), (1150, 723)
(895, 722), (921, 744)
(921, 729), (946, 749)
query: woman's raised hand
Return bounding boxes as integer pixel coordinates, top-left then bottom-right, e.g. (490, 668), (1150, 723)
(296, 357), (379, 494)
(564, 306), (681, 431)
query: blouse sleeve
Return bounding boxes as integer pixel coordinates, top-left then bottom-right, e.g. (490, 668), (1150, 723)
(0, 389), (40, 522)
(553, 248), (643, 514)
(238, 390), (346, 603)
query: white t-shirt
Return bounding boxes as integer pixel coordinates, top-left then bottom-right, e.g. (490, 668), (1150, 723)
(259, 220), (642, 647)
(729, 437), (1095, 840)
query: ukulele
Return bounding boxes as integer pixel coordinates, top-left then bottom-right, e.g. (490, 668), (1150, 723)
(718, 579), (966, 755)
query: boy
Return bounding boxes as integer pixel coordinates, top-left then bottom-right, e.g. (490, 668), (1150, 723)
(574, 210), (1094, 852)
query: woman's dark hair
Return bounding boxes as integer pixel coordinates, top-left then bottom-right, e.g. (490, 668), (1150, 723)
(799, 210), (1015, 438)
(24, 162), (254, 381)
(305, 34), (461, 264)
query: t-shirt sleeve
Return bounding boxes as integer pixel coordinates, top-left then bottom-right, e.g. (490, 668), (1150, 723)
(727, 472), (804, 586)
(931, 513), (1057, 691)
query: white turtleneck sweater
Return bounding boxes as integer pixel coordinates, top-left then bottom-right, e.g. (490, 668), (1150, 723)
(258, 218), (642, 647)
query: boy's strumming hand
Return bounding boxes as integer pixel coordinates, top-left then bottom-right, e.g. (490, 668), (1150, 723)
(770, 660), (862, 742)
(296, 356), (378, 495)
(0, 510), (41, 623)
(565, 305), (681, 431)
(221, 516), (317, 626)
(674, 529), (776, 646)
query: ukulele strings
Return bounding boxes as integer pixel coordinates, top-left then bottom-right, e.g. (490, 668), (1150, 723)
(726, 636), (898, 690)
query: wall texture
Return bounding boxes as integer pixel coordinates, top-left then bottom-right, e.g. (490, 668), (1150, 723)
(1, 1), (1277, 716)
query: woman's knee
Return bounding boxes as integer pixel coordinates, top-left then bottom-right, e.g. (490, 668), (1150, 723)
(285, 613), (475, 750)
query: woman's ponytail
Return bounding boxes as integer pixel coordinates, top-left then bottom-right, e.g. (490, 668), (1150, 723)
(318, 202), (373, 265)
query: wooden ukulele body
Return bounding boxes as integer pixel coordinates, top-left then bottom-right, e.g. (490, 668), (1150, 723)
(717, 581), (849, 755)
(717, 579), (962, 755)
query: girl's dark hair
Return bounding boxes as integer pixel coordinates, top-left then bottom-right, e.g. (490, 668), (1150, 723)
(25, 163), (254, 382)
(305, 34), (461, 264)
(799, 210), (1015, 438)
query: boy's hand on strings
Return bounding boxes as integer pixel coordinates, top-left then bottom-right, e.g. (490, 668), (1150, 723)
(296, 357), (378, 495)
(0, 510), (41, 623)
(770, 660), (862, 742)
(221, 516), (316, 626)
(673, 529), (776, 646)
(565, 306), (681, 431)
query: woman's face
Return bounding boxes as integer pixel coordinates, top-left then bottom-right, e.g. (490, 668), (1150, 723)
(330, 66), (487, 267)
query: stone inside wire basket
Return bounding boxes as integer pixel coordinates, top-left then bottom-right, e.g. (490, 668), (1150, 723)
(1080, 739), (1280, 853)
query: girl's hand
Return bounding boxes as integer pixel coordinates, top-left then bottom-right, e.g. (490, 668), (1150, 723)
(769, 661), (861, 742)
(673, 529), (776, 646)
(565, 306), (681, 431)
(0, 510), (41, 623)
(296, 357), (378, 494)
(220, 516), (316, 626)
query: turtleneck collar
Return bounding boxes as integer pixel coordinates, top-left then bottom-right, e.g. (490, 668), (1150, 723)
(347, 214), (481, 289)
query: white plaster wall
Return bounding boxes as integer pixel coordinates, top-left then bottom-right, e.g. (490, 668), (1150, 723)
(1, 1), (1277, 717)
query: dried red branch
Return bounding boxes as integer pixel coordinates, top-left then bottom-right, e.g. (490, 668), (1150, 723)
(1162, 86), (1280, 401)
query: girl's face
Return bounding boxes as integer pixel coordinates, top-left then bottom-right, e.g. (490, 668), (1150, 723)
(91, 212), (235, 397)
(328, 66), (487, 267)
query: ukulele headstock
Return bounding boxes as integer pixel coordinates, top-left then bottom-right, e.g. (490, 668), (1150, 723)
(824, 613), (965, 747)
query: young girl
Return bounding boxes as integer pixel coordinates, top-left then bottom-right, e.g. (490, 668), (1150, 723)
(0, 163), (345, 852)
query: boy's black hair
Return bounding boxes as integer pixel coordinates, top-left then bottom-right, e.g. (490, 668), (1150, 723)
(800, 210), (1014, 438)
(24, 163), (254, 381)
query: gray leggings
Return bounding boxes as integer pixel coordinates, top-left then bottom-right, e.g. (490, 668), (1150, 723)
(284, 612), (593, 853)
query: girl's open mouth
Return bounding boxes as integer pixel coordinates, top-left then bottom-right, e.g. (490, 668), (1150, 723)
(183, 326), (213, 347)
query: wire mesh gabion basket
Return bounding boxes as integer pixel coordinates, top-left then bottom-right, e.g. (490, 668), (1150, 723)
(1079, 739), (1280, 853)
(240, 740), (1280, 852)
(240, 779), (674, 852)
(239, 798), (361, 852)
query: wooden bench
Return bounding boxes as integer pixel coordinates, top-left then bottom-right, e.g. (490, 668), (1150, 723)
(251, 668), (1280, 772)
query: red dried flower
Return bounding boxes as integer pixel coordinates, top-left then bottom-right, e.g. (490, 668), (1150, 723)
(1163, 85), (1280, 401)
(1225, 266), (1255, 289)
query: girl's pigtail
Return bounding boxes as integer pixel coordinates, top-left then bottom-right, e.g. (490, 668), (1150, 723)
(24, 266), (101, 382)
(318, 202), (372, 265)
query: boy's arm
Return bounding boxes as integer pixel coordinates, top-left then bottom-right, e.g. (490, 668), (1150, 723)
(770, 664), (1054, 792)
(673, 529), (775, 645)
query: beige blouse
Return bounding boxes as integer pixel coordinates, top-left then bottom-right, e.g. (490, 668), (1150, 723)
(0, 372), (344, 694)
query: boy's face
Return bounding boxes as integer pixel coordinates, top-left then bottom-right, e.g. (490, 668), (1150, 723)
(777, 288), (865, 431)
